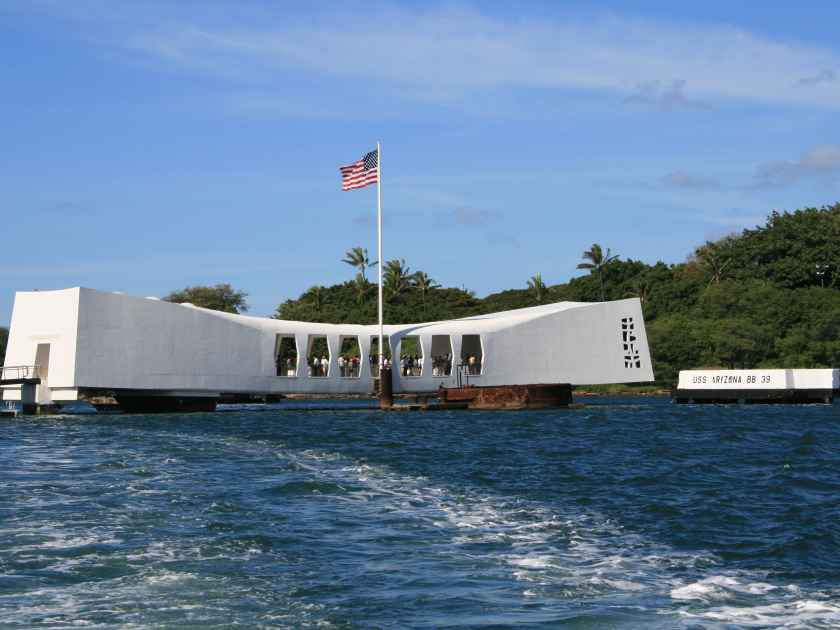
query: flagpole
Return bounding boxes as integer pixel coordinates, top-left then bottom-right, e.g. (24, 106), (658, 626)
(376, 141), (384, 374)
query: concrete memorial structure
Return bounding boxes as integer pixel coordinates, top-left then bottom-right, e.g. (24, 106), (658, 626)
(2, 287), (654, 411)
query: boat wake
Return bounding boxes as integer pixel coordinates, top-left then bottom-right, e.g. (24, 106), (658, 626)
(2, 419), (838, 628)
(267, 439), (840, 628)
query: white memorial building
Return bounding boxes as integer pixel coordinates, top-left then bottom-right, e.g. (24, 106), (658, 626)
(3, 287), (654, 409)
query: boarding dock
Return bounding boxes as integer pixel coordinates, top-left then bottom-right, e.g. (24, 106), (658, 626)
(673, 369), (839, 404)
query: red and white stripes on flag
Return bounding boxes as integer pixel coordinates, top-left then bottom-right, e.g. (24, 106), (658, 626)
(340, 149), (379, 191)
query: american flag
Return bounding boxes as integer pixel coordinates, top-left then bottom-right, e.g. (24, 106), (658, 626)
(340, 149), (378, 191)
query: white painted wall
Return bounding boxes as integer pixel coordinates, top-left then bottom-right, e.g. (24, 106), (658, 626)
(678, 369), (838, 391)
(5, 288), (655, 400)
(2, 288), (80, 401)
(790, 369), (840, 390)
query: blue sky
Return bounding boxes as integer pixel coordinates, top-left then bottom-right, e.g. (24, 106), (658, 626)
(1, 1), (839, 322)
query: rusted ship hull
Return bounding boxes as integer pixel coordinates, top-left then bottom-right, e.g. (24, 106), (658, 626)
(439, 383), (572, 409)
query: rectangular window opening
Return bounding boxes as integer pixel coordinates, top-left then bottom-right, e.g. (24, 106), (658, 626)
(307, 335), (330, 378)
(369, 335), (391, 379)
(339, 336), (361, 378)
(275, 335), (298, 377)
(399, 336), (424, 377)
(460, 334), (483, 376)
(430, 335), (453, 377)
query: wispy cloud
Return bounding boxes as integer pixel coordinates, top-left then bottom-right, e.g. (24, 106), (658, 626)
(18, 2), (840, 112)
(796, 68), (836, 87)
(661, 170), (720, 189)
(753, 145), (840, 188)
(448, 207), (498, 226)
(623, 80), (710, 111)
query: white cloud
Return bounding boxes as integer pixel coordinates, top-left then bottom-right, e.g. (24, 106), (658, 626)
(19, 2), (840, 110)
(624, 80), (710, 111)
(796, 68), (836, 87)
(754, 145), (840, 187)
(661, 170), (719, 189)
(449, 207), (498, 226)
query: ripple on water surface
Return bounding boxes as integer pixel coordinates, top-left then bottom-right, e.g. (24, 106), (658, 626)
(1, 398), (839, 628)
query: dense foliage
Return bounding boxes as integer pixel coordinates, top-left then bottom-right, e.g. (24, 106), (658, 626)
(275, 204), (840, 386)
(163, 283), (249, 314)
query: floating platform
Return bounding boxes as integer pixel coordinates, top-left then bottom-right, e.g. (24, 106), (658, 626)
(673, 369), (839, 404)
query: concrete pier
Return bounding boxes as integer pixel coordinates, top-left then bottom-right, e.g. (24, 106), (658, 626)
(674, 369), (839, 404)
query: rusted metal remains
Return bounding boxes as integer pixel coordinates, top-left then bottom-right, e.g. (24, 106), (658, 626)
(439, 383), (573, 410)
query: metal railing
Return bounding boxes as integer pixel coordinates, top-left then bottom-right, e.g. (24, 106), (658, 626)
(0, 365), (40, 381)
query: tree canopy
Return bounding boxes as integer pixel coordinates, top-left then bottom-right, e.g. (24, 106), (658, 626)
(163, 284), (249, 314)
(273, 202), (840, 387)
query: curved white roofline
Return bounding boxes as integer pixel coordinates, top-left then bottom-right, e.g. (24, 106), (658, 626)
(3, 287), (654, 401)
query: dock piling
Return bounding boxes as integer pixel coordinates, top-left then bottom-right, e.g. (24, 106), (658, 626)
(379, 367), (394, 409)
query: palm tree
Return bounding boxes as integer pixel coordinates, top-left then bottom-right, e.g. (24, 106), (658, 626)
(353, 273), (371, 305)
(695, 244), (732, 286)
(625, 278), (652, 305)
(577, 243), (618, 301)
(527, 273), (547, 304)
(384, 259), (412, 300)
(412, 271), (440, 313)
(342, 247), (376, 281)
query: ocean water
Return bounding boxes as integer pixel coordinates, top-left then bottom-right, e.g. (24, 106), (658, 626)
(1, 397), (839, 629)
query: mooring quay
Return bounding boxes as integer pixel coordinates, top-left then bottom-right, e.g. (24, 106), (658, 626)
(673, 369), (840, 404)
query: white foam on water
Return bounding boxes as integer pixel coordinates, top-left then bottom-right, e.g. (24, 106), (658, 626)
(261, 443), (839, 628)
(671, 575), (743, 601)
(680, 597), (840, 627)
(144, 571), (196, 585)
(274, 448), (701, 598)
(5, 427), (831, 628)
(671, 575), (782, 602)
(1, 433), (352, 629)
(508, 555), (554, 569)
(671, 576), (840, 627)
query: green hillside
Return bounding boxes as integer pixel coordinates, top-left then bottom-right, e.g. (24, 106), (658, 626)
(274, 203), (840, 386)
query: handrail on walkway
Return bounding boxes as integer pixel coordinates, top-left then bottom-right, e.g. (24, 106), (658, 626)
(0, 365), (40, 381)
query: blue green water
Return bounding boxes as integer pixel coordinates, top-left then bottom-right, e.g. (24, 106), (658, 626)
(1, 397), (839, 628)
